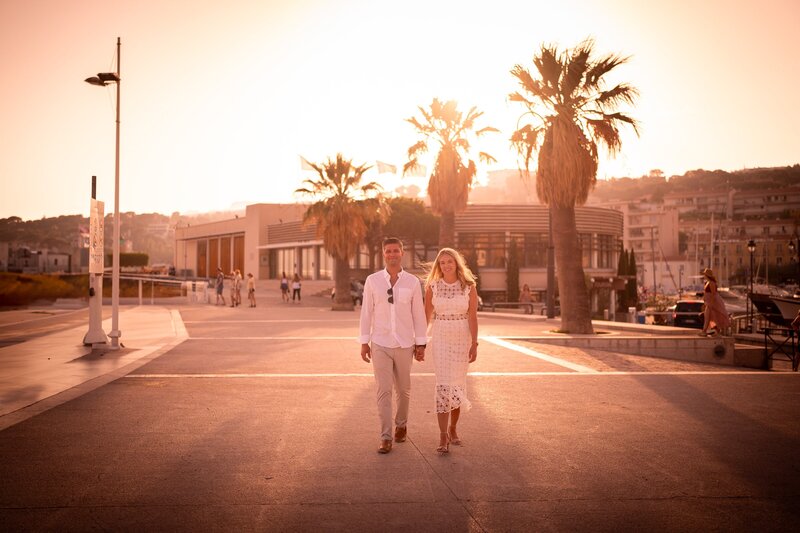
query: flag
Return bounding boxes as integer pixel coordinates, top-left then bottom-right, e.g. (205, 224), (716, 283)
(376, 161), (397, 174)
(299, 156), (315, 171)
(406, 163), (427, 177)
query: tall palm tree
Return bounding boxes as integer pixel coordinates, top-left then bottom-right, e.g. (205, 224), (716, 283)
(295, 153), (388, 311)
(404, 98), (497, 247)
(510, 40), (638, 333)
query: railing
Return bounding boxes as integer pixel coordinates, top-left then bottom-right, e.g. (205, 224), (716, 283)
(118, 275), (210, 305)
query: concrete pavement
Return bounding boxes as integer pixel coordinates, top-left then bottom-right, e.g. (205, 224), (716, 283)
(0, 293), (799, 531)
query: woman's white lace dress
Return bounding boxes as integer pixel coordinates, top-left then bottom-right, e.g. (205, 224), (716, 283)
(430, 279), (472, 414)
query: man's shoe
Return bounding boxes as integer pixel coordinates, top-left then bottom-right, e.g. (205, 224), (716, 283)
(394, 426), (407, 443)
(378, 440), (392, 454)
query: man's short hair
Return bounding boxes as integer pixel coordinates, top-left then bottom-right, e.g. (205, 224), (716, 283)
(382, 237), (404, 250)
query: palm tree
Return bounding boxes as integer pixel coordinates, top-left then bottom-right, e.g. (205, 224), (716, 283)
(295, 153), (388, 311)
(404, 98), (497, 247)
(510, 40), (638, 333)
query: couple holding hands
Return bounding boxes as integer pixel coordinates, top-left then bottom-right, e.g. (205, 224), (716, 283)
(359, 237), (479, 455)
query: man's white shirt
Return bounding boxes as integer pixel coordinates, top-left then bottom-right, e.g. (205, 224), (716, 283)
(358, 269), (427, 348)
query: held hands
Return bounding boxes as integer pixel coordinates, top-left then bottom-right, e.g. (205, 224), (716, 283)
(360, 344), (371, 363)
(414, 345), (426, 362)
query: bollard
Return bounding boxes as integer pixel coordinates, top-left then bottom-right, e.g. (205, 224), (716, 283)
(138, 279), (143, 305)
(628, 307), (636, 324)
(603, 309), (609, 321)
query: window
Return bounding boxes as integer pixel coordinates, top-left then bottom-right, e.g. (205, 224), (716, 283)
(457, 233), (506, 268)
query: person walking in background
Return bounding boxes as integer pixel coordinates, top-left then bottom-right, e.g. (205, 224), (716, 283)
(280, 272), (290, 303)
(700, 268), (730, 337)
(247, 272), (256, 307)
(234, 269), (243, 307)
(359, 237), (427, 454)
(424, 248), (479, 455)
(291, 273), (302, 303)
(229, 270), (238, 307)
(215, 267), (226, 306)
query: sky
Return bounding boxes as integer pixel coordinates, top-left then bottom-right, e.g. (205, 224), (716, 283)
(1, 0), (798, 221)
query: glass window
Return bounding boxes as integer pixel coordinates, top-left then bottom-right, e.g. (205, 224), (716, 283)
(318, 249), (332, 280)
(457, 233), (506, 268)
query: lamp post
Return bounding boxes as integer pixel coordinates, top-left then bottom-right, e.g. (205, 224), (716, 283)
(85, 37), (122, 349)
(748, 239), (756, 334)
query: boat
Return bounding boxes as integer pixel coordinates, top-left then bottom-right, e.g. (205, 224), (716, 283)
(749, 293), (791, 328)
(772, 296), (800, 323)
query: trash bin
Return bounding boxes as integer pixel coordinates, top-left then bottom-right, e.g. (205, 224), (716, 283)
(628, 307), (637, 324)
(637, 311), (646, 324)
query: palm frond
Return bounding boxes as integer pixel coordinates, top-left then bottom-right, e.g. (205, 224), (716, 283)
(478, 151), (497, 165)
(595, 83), (639, 109)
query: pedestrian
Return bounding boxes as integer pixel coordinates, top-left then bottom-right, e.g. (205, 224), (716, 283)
(247, 273), (256, 307)
(291, 273), (302, 303)
(234, 269), (243, 306)
(424, 248), (478, 454)
(700, 268), (730, 336)
(359, 237), (427, 454)
(520, 283), (533, 303)
(215, 267), (226, 306)
(280, 272), (290, 303)
(229, 270), (237, 307)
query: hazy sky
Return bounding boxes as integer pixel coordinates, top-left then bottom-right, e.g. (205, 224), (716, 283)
(1, 0), (798, 221)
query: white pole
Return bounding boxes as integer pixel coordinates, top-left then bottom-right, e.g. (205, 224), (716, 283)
(110, 37), (122, 349)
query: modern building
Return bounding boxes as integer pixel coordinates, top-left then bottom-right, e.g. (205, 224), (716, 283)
(174, 202), (625, 311)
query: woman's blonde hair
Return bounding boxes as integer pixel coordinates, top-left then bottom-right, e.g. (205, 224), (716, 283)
(425, 248), (476, 288)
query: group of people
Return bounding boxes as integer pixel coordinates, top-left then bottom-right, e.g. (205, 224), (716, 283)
(279, 272), (303, 303)
(214, 268), (256, 308)
(359, 237), (478, 455)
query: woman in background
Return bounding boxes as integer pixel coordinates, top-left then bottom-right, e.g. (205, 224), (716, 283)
(700, 268), (729, 337)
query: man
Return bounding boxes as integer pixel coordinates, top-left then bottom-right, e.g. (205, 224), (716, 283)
(359, 237), (427, 454)
(215, 267), (226, 306)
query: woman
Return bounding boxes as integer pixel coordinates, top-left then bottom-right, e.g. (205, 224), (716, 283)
(280, 272), (290, 303)
(520, 283), (533, 303)
(425, 248), (478, 454)
(247, 273), (256, 307)
(700, 268), (730, 337)
(291, 273), (302, 303)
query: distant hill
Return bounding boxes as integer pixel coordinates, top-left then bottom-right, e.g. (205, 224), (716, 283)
(590, 165), (800, 203)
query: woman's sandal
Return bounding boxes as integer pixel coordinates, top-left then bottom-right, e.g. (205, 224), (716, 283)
(448, 426), (462, 446)
(436, 432), (450, 454)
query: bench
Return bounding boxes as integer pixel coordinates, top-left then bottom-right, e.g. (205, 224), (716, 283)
(488, 302), (535, 315)
(763, 327), (798, 371)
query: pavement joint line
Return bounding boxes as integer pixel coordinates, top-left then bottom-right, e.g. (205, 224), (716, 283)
(482, 336), (598, 373)
(188, 336), (356, 340)
(123, 370), (785, 378)
(182, 319), (360, 323)
(0, 308), (86, 329)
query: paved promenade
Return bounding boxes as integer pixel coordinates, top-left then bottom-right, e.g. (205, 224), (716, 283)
(0, 293), (799, 532)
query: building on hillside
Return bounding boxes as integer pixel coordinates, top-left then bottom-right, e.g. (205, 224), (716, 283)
(3, 246), (72, 274)
(588, 199), (679, 265)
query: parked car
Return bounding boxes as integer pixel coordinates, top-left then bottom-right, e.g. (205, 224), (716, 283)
(672, 300), (704, 329)
(331, 280), (364, 306)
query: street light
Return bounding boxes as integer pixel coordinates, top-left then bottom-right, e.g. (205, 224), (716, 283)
(85, 37), (122, 349)
(748, 239), (756, 333)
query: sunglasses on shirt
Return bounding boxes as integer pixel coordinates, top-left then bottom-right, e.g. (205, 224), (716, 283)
(387, 287), (394, 304)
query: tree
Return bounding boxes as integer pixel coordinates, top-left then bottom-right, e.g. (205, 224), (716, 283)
(627, 249), (639, 310)
(616, 247), (628, 311)
(507, 238), (520, 301)
(382, 197), (440, 266)
(510, 40), (638, 333)
(295, 154), (388, 311)
(404, 98), (498, 247)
